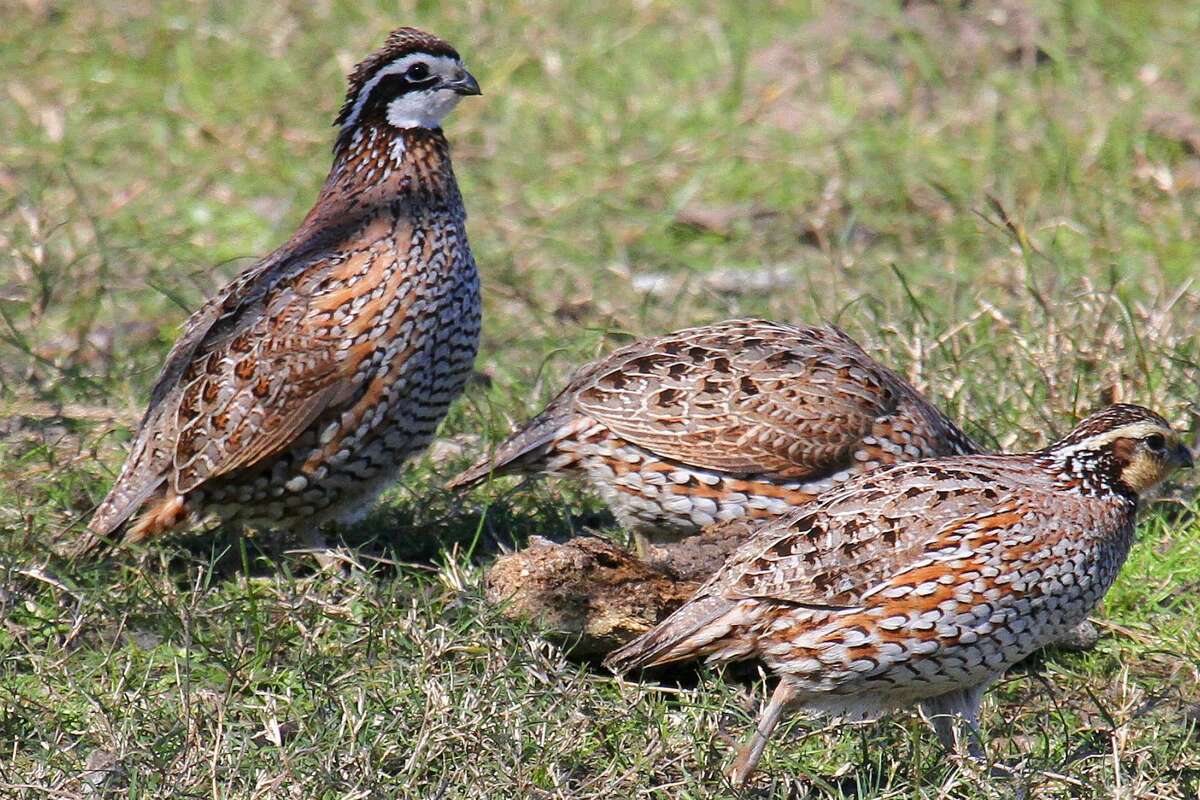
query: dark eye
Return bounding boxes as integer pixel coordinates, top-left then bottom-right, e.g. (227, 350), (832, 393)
(406, 62), (430, 81)
(1146, 433), (1166, 450)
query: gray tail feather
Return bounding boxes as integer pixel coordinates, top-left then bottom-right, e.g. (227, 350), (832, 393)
(444, 451), (514, 491)
(445, 408), (576, 491)
(604, 595), (740, 673)
(67, 527), (118, 561)
(69, 478), (160, 560)
(69, 502), (128, 560)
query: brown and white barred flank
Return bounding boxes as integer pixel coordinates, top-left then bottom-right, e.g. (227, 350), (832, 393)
(606, 404), (1192, 783)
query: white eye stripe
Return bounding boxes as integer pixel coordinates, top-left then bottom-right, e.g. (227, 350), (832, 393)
(1056, 422), (1174, 457)
(341, 54), (461, 130)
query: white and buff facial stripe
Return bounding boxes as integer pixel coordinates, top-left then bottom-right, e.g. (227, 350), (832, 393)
(339, 54), (462, 131)
(1052, 421), (1175, 459)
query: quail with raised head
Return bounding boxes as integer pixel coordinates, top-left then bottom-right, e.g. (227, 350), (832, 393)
(79, 28), (482, 557)
(606, 404), (1192, 783)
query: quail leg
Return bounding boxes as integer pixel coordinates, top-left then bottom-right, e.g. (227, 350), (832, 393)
(300, 526), (363, 574)
(924, 706), (960, 756)
(632, 531), (653, 560)
(727, 680), (798, 786)
(918, 685), (986, 761)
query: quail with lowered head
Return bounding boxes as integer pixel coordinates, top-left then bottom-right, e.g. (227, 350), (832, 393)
(450, 319), (980, 551)
(606, 404), (1192, 783)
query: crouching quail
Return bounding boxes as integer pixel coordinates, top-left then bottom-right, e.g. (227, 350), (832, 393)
(449, 319), (980, 551)
(606, 404), (1192, 783)
(78, 28), (483, 558)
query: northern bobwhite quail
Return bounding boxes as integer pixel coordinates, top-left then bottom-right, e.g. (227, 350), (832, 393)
(77, 28), (483, 557)
(449, 319), (979, 549)
(605, 404), (1192, 783)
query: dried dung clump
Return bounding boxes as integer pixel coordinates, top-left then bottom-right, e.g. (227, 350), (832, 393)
(485, 520), (758, 657)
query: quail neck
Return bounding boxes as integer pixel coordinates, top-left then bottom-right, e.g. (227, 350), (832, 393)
(313, 40), (481, 226)
(1037, 405), (1193, 498)
(313, 122), (460, 227)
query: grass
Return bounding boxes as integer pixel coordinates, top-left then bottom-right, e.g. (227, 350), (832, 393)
(2, 0), (1199, 796)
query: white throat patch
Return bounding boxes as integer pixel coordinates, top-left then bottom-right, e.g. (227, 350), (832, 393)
(386, 88), (463, 129)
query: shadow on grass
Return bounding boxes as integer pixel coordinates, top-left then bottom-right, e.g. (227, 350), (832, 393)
(55, 487), (622, 588)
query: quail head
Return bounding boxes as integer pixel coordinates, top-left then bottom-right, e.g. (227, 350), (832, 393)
(606, 404), (1192, 784)
(449, 319), (979, 551)
(79, 28), (483, 558)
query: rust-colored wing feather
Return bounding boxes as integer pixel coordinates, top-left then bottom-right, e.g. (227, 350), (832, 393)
(573, 320), (898, 477)
(83, 223), (366, 545)
(710, 462), (1027, 608)
(607, 456), (1039, 670)
(167, 295), (348, 494)
(449, 319), (903, 490)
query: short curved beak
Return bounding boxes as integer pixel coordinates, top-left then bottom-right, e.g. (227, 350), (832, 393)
(1175, 443), (1194, 470)
(446, 69), (482, 96)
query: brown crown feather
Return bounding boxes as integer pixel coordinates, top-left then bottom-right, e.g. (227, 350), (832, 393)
(1046, 403), (1173, 451)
